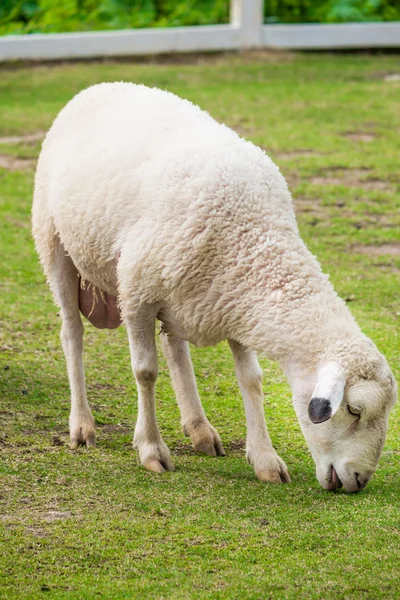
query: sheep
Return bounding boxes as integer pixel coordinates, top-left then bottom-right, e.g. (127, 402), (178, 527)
(32, 82), (397, 493)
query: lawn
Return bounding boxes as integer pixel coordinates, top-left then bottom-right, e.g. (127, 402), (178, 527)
(0, 51), (399, 599)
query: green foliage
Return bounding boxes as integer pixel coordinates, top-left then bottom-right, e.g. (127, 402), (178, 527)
(265, 0), (400, 23)
(0, 0), (229, 35)
(0, 0), (399, 35)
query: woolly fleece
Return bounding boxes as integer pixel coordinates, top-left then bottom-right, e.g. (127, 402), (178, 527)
(33, 82), (365, 369)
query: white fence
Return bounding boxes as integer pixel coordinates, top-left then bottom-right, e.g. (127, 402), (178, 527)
(0, 0), (399, 62)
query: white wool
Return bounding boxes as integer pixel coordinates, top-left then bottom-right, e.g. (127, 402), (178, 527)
(32, 83), (397, 491)
(34, 82), (358, 362)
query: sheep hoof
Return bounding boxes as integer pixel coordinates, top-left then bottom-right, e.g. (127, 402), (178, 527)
(69, 422), (96, 449)
(143, 458), (175, 473)
(256, 469), (291, 484)
(194, 441), (217, 457)
(143, 459), (166, 473)
(189, 422), (225, 457)
(70, 434), (96, 450)
(247, 448), (291, 484)
(136, 439), (175, 473)
(85, 433), (96, 449)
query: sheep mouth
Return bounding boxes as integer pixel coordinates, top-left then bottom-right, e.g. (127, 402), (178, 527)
(330, 466), (343, 490)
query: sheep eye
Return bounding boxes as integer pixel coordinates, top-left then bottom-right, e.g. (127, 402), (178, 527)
(347, 405), (361, 418)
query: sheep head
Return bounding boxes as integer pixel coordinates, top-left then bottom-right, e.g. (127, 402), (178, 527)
(289, 340), (397, 492)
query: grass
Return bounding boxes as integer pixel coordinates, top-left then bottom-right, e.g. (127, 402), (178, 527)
(1, 51), (400, 599)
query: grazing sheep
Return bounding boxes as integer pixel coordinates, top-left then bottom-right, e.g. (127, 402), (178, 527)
(32, 83), (397, 492)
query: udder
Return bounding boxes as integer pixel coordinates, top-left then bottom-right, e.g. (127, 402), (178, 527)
(79, 281), (122, 329)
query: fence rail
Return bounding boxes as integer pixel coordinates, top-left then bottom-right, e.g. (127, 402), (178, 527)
(263, 22), (400, 49)
(0, 0), (399, 62)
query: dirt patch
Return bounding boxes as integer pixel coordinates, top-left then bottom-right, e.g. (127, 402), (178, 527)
(354, 213), (399, 230)
(352, 243), (400, 257)
(292, 197), (336, 227)
(310, 168), (393, 192)
(342, 131), (376, 143)
(0, 154), (36, 171)
(52, 435), (64, 447)
(293, 197), (326, 216)
(284, 171), (301, 189)
(4, 215), (30, 228)
(227, 439), (245, 453)
(88, 383), (126, 392)
(170, 441), (194, 456)
(293, 196), (398, 231)
(41, 511), (72, 522)
(273, 149), (322, 160)
(232, 122), (258, 139)
(89, 383), (115, 390)
(383, 73), (400, 82)
(0, 131), (45, 145)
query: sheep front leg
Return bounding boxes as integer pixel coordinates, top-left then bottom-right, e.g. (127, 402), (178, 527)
(161, 332), (225, 457)
(228, 340), (290, 484)
(125, 308), (173, 473)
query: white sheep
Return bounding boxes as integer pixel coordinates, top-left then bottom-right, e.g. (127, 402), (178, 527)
(32, 82), (397, 492)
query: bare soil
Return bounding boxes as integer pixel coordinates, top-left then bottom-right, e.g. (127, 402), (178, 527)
(273, 149), (322, 160)
(342, 131), (376, 142)
(352, 243), (400, 257)
(310, 168), (393, 191)
(0, 131), (45, 144)
(0, 154), (36, 171)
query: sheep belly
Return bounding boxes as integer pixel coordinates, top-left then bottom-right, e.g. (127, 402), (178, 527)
(79, 284), (122, 329)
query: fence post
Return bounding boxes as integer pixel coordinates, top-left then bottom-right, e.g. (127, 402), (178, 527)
(230, 0), (263, 48)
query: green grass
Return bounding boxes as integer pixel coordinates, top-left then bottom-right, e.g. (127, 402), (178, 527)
(1, 51), (400, 599)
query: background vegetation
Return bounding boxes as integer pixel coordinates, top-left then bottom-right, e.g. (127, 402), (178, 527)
(0, 51), (399, 598)
(0, 0), (399, 35)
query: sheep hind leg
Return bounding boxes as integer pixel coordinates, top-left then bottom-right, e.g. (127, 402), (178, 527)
(125, 307), (174, 473)
(46, 240), (95, 449)
(228, 339), (290, 484)
(161, 332), (225, 457)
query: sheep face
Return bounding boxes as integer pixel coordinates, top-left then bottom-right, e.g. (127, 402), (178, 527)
(291, 352), (397, 492)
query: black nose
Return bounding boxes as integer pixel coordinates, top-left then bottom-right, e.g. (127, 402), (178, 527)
(308, 397), (332, 423)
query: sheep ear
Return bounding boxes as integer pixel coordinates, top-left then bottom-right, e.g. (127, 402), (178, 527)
(308, 363), (346, 424)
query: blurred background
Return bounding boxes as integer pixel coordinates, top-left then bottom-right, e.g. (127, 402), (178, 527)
(1, 0), (399, 35)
